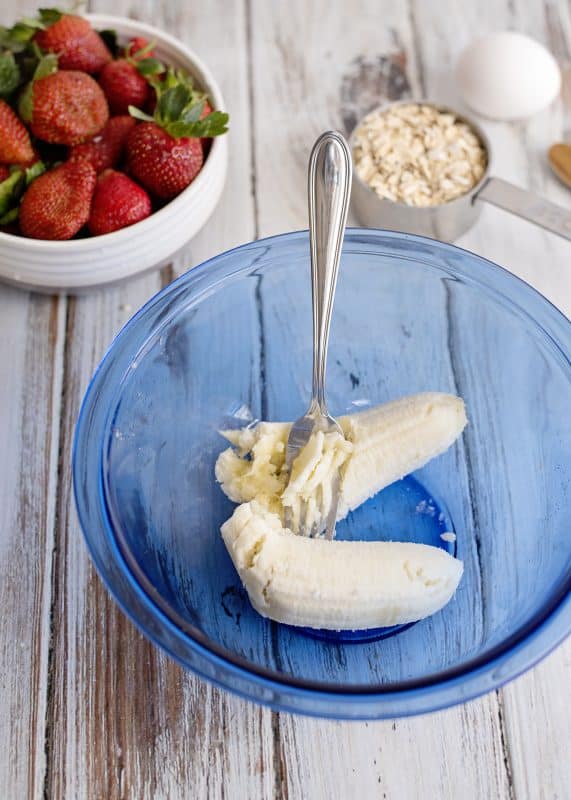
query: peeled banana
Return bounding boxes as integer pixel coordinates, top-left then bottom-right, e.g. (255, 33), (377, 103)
(222, 502), (464, 629)
(215, 392), (467, 630)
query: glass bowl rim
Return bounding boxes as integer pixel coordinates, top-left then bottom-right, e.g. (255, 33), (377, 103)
(73, 227), (571, 717)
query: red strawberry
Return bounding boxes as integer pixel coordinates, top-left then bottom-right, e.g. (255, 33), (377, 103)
(23, 70), (109, 146)
(0, 100), (35, 164)
(126, 123), (203, 199)
(126, 70), (228, 198)
(69, 115), (136, 173)
(125, 37), (156, 60)
(0, 165), (10, 182)
(19, 160), (96, 240)
(98, 60), (149, 115)
(34, 14), (111, 74)
(88, 169), (151, 235)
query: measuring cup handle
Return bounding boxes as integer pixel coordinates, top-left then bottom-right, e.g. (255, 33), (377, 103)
(475, 176), (571, 241)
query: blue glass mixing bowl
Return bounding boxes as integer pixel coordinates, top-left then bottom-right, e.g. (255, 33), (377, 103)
(73, 229), (571, 719)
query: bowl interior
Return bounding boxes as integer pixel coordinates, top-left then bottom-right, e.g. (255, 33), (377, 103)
(79, 230), (571, 693)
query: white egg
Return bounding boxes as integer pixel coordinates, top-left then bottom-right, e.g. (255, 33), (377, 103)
(456, 32), (561, 121)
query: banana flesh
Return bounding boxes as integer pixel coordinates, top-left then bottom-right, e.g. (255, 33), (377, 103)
(221, 502), (464, 629)
(215, 392), (467, 630)
(216, 393), (467, 522)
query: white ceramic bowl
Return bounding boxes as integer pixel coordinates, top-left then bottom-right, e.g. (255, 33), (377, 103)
(0, 14), (228, 293)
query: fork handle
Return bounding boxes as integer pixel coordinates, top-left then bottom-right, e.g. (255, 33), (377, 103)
(308, 131), (352, 411)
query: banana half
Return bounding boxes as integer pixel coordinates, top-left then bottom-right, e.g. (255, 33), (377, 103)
(216, 392), (467, 630)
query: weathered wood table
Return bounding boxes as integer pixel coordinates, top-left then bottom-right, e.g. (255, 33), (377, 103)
(1, 1), (570, 797)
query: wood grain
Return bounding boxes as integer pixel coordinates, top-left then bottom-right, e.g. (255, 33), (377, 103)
(42, 2), (276, 799)
(0, 290), (64, 799)
(0, 7), (68, 800)
(410, 3), (571, 797)
(0, 0), (569, 799)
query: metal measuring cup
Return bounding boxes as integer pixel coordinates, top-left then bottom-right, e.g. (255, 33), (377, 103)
(349, 101), (571, 242)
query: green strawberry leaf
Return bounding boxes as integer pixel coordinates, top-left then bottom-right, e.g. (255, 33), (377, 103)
(0, 22), (39, 52)
(161, 121), (191, 138)
(164, 112), (229, 139)
(38, 8), (63, 26)
(195, 110), (230, 137)
(180, 99), (205, 125)
(136, 57), (165, 77)
(0, 51), (20, 96)
(145, 66), (229, 139)
(0, 206), (19, 225)
(0, 169), (24, 216)
(18, 17), (45, 30)
(0, 162), (45, 220)
(18, 83), (33, 121)
(18, 54), (57, 120)
(98, 29), (118, 57)
(128, 105), (154, 122)
(0, 27), (25, 53)
(157, 84), (192, 123)
(34, 52), (58, 79)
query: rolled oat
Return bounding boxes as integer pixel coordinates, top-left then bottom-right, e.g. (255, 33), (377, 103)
(352, 103), (487, 207)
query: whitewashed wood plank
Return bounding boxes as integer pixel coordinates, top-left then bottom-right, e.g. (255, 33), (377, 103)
(250, 2), (513, 799)
(501, 638), (571, 800)
(411, 2), (571, 799)
(40, 2), (276, 799)
(1, 1), (567, 798)
(0, 7), (69, 793)
(0, 0), (70, 786)
(0, 287), (64, 800)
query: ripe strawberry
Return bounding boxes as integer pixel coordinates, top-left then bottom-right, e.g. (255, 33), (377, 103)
(0, 100), (35, 165)
(127, 71), (228, 198)
(20, 160), (96, 240)
(34, 14), (111, 74)
(69, 115), (137, 173)
(98, 60), (149, 115)
(125, 37), (156, 60)
(22, 70), (109, 146)
(88, 169), (151, 235)
(0, 166), (10, 182)
(126, 123), (203, 199)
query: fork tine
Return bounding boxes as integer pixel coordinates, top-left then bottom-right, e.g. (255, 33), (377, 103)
(324, 472), (340, 540)
(314, 484), (324, 538)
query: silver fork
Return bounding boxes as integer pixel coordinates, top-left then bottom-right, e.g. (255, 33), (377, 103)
(284, 130), (352, 539)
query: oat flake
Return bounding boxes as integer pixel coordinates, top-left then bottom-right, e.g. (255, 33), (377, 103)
(353, 103), (487, 207)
